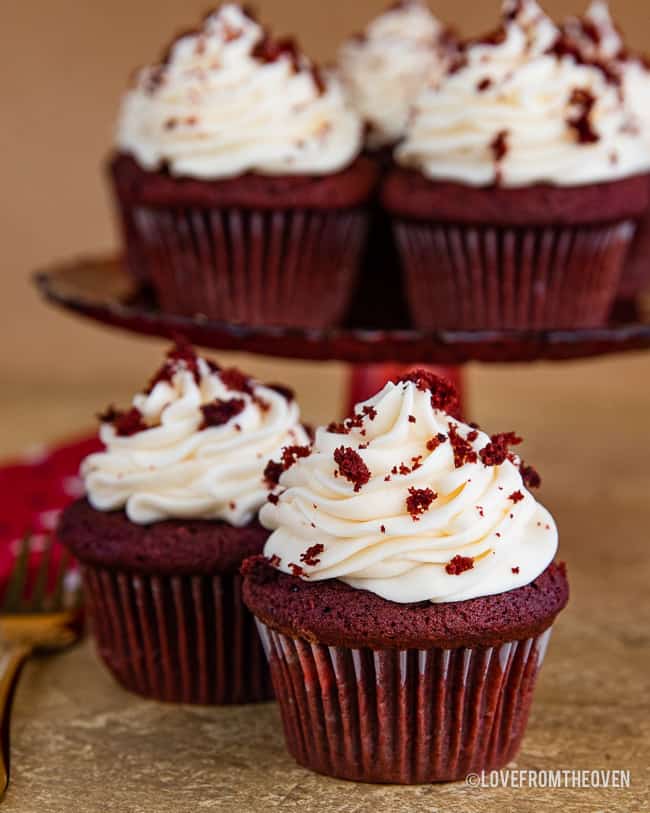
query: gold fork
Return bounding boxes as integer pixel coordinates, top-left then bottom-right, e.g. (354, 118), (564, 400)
(0, 535), (83, 799)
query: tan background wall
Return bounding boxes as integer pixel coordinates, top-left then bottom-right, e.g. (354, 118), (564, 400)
(2, 1), (650, 456)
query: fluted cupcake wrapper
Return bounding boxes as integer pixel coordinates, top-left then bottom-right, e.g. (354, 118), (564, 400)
(256, 621), (553, 784)
(124, 205), (367, 328)
(82, 565), (273, 705)
(393, 220), (635, 330)
(619, 205), (650, 299)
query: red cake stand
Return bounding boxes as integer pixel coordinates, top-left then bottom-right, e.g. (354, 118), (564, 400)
(34, 256), (650, 410)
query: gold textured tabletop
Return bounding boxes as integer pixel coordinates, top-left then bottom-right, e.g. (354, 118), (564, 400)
(3, 356), (650, 813)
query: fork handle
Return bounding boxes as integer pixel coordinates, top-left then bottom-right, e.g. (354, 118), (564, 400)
(0, 643), (32, 798)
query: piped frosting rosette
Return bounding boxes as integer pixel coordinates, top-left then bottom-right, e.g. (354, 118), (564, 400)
(117, 3), (362, 178)
(396, 0), (650, 186)
(83, 342), (310, 527)
(261, 371), (557, 604)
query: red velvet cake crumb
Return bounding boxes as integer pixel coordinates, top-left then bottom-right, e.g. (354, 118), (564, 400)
(363, 405), (377, 421)
(281, 445), (311, 469)
(509, 490), (525, 504)
(568, 87), (599, 144)
(220, 367), (254, 395)
(264, 460), (285, 488)
(479, 432), (523, 466)
(445, 555), (475, 575)
(200, 398), (245, 429)
(448, 425), (478, 468)
(289, 562), (305, 577)
(520, 462), (542, 489)
(334, 447), (371, 492)
(114, 408), (148, 437)
(395, 370), (461, 418)
(146, 339), (202, 392)
(267, 383), (295, 402)
(512, 566), (520, 574)
(427, 433), (448, 452)
(268, 554), (282, 568)
(408, 415), (417, 423)
(406, 487), (437, 520)
(300, 543), (325, 566)
(267, 493), (280, 505)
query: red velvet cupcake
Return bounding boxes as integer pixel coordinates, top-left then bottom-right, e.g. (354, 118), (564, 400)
(110, 4), (375, 327)
(383, 0), (650, 330)
(243, 370), (569, 783)
(562, 1), (650, 299)
(58, 342), (310, 704)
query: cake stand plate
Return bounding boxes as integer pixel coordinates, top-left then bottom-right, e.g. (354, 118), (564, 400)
(34, 256), (650, 365)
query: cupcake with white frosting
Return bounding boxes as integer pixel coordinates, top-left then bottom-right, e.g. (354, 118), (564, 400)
(110, 4), (376, 327)
(563, 0), (650, 298)
(338, 0), (456, 152)
(243, 370), (568, 783)
(382, 0), (650, 330)
(59, 341), (310, 704)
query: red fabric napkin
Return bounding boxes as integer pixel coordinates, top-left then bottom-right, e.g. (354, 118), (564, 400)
(0, 434), (100, 597)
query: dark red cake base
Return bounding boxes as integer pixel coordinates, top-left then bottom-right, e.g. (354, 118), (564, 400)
(243, 559), (567, 783)
(620, 197), (650, 299)
(59, 500), (273, 704)
(110, 153), (377, 327)
(383, 169), (648, 330)
(84, 566), (271, 704)
(256, 621), (551, 783)
(243, 557), (568, 650)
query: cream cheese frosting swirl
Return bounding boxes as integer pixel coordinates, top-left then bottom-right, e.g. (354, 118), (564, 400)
(261, 372), (558, 604)
(563, 1), (650, 144)
(396, 0), (650, 186)
(338, 0), (454, 149)
(117, 4), (362, 178)
(83, 345), (310, 526)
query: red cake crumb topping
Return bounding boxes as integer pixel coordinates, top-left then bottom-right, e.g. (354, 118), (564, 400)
(380, 525), (386, 534)
(408, 415), (417, 424)
(477, 76), (493, 91)
(220, 368), (254, 394)
(300, 543), (325, 566)
(406, 487), (438, 520)
(113, 408), (148, 437)
(396, 370), (461, 418)
(263, 460), (285, 488)
(477, 505), (484, 517)
(267, 493), (280, 505)
(264, 444), (311, 487)
(427, 433), (448, 452)
(267, 554), (281, 568)
(491, 129), (509, 163)
(445, 555), (475, 575)
(567, 87), (599, 144)
(281, 445), (311, 469)
(289, 563), (305, 577)
(97, 405), (121, 424)
(146, 339), (202, 392)
(253, 35), (301, 71)
(448, 424), (478, 468)
(509, 490), (525, 503)
(479, 432), (523, 466)
(327, 404), (377, 435)
(267, 383), (295, 402)
(520, 461), (542, 489)
(467, 429), (479, 442)
(334, 447), (371, 492)
(512, 566), (520, 574)
(199, 398), (245, 429)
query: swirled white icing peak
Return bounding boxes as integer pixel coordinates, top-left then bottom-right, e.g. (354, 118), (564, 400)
(83, 344), (310, 526)
(396, 0), (650, 186)
(338, 0), (455, 149)
(260, 371), (558, 604)
(117, 4), (362, 178)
